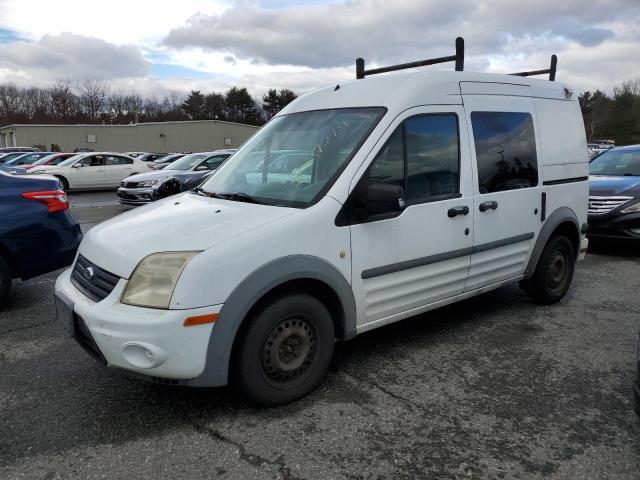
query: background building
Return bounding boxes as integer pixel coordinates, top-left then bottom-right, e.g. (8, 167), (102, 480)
(0, 120), (260, 152)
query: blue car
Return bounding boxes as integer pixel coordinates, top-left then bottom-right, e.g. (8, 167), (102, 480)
(0, 171), (82, 305)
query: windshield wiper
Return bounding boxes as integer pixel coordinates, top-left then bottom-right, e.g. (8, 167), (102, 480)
(219, 192), (265, 204)
(192, 187), (225, 199)
(192, 188), (265, 204)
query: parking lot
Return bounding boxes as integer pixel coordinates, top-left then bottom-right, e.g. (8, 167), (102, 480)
(1, 190), (639, 479)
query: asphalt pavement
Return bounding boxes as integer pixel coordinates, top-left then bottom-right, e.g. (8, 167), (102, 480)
(1, 191), (639, 479)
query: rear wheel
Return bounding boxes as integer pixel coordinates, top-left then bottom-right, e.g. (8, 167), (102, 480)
(0, 257), (11, 307)
(522, 235), (576, 304)
(233, 293), (335, 406)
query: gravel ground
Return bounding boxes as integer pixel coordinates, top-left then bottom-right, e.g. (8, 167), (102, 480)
(1, 191), (639, 480)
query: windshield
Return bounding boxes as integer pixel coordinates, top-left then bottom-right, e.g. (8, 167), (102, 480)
(57, 154), (85, 167)
(5, 153), (49, 165)
(33, 154), (69, 166)
(590, 148), (640, 176)
(0, 152), (25, 164)
(165, 153), (209, 171)
(199, 108), (385, 207)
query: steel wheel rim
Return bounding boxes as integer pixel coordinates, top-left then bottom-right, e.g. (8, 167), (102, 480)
(262, 316), (316, 383)
(546, 248), (568, 290)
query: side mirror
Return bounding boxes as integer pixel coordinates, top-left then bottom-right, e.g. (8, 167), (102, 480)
(72, 163), (82, 168)
(365, 183), (405, 216)
(195, 165), (209, 171)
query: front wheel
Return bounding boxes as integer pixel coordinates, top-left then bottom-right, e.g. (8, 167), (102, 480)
(233, 293), (335, 406)
(522, 235), (576, 304)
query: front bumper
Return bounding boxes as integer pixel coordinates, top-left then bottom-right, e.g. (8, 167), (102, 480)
(55, 268), (220, 381)
(117, 186), (158, 205)
(588, 211), (640, 240)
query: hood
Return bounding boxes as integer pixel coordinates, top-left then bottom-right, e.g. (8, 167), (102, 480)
(79, 191), (296, 278)
(124, 169), (181, 183)
(28, 165), (59, 174)
(589, 175), (640, 197)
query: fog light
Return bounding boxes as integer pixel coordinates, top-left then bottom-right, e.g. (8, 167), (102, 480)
(121, 342), (167, 369)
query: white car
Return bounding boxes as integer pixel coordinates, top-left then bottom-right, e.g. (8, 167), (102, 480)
(54, 41), (589, 405)
(29, 152), (150, 190)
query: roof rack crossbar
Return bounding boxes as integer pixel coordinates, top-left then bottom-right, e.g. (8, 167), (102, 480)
(511, 55), (557, 81)
(356, 37), (464, 79)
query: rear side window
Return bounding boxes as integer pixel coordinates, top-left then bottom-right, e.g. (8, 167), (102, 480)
(470, 112), (538, 193)
(105, 156), (133, 165)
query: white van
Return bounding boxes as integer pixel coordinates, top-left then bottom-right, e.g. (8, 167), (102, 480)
(54, 41), (589, 405)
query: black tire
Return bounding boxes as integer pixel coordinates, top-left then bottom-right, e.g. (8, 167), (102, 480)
(0, 256), (11, 307)
(523, 235), (576, 304)
(56, 176), (69, 192)
(233, 293), (335, 406)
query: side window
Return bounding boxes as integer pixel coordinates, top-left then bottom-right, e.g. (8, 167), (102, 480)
(405, 115), (459, 202)
(366, 128), (404, 188)
(203, 155), (229, 170)
(470, 112), (538, 193)
(105, 156), (133, 165)
(80, 155), (102, 167)
(338, 113), (461, 225)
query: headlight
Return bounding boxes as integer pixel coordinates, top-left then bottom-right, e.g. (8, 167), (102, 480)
(138, 179), (158, 187)
(121, 252), (200, 308)
(621, 200), (640, 214)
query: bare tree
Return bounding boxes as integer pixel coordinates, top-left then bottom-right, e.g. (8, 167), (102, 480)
(49, 80), (78, 122)
(0, 83), (22, 123)
(77, 79), (109, 121)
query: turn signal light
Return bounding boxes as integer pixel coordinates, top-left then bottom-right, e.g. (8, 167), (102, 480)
(21, 190), (69, 212)
(183, 313), (218, 327)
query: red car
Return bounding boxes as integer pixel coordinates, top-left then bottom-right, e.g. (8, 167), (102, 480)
(23, 152), (78, 171)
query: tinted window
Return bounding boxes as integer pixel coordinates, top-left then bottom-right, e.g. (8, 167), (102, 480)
(80, 155), (103, 167)
(367, 128), (404, 188)
(405, 115), (459, 201)
(201, 154), (230, 170)
(105, 155), (133, 165)
(471, 112), (538, 193)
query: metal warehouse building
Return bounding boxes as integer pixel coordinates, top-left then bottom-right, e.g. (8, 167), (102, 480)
(0, 120), (260, 153)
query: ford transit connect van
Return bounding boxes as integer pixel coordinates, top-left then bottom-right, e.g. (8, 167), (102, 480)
(55, 40), (589, 405)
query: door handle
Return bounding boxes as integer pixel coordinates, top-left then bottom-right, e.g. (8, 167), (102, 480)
(479, 201), (498, 212)
(447, 206), (470, 218)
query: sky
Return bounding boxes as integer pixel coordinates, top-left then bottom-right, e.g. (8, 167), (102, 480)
(0, 0), (638, 99)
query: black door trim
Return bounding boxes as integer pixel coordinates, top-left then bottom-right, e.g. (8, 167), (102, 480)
(361, 232), (535, 279)
(542, 176), (588, 186)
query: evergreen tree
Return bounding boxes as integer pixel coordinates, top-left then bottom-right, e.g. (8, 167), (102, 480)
(203, 92), (226, 120)
(182, 90), (205, 120)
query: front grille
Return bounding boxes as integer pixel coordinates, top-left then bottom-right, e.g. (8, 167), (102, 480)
(588, 196), (632, 215)
(121, 181), (140, 188)
(70, 254), (120, 302)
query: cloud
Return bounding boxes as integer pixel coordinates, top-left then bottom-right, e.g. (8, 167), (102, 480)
(163, 0), (638, 68)
(0, 33), (150, 83)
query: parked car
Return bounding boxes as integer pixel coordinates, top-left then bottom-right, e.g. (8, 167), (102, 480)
(28, 152), (150, 191)
(0, 152), (54, 173)
(148, 153), (186, 170)
(0, 171), (82, 305)
(28, 152), (78, 170)
(0, 152), (32, 165)
(587, 145), (640, 240)
(0, 146), (39, 153)
(137, 153), (167, 163)
(117, 150), (235, 205)
(54, 45), (589, 405)
(123, 152), (148, 158)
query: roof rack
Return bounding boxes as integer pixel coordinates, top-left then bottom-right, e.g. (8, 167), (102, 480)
(356, 37), (464, 79)
(511, 55), (558, 81)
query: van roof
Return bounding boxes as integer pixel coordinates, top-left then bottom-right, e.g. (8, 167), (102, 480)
(281, 70), (575, 117)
